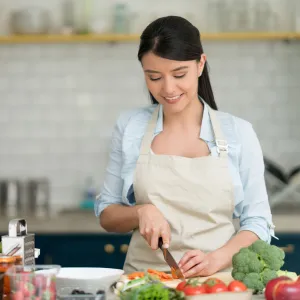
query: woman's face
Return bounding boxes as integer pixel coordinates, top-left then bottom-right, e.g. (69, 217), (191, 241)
(141, 52), (206, 114)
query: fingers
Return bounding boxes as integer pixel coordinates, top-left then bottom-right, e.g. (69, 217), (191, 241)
(184, 260), (209, 278)
(150, 227), (159, 250)
(178, 250), (201, 268)
(180, 254), (203, 273)
(140, 224), (170, 250)
(160, 229), (170, 249)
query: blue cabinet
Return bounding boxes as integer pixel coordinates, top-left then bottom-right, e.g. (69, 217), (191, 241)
(271, 234), (300, 274)
(1, 232), (299, 274)
(34, 233), (132, 269)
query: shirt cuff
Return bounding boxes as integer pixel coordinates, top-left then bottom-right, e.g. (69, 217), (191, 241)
(238, 218), (276, 244)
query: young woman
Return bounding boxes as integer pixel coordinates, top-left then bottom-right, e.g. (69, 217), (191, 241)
(95, 16), (275, 278)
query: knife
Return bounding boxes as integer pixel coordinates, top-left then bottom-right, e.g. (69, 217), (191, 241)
(158, 237), (185, 279)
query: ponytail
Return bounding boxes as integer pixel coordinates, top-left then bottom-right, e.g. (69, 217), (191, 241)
(198, 62), (218, 110)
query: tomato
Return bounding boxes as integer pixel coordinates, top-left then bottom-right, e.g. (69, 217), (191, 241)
(203, 277), (225, 286)
(184, 285), (207, 295)
(206, 283), (228, 293)
(228, 280), (247, 292)
(176, 281), (187, 291)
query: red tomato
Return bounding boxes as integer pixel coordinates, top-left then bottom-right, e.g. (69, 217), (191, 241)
(228, 280), (247, 292)
(184, 285), (207, 295)
(203, 277), (225, 286)
(207, 283), (228, 293)
(176, 281), (187, 291)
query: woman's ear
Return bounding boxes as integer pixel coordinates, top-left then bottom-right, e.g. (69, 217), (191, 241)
(198, 53), (207, 77)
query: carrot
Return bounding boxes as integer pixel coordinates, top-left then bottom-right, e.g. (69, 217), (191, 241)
(147, 269), (173, 281)
(171, 267), (179, 279)
(127, 271), (145, 280)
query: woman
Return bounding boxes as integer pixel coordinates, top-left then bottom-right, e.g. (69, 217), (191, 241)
(95, 16), (275, 278)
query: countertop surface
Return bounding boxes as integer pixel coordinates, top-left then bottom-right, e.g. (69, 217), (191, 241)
(0, 209), (299, 234)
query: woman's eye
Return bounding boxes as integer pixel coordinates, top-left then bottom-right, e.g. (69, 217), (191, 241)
(174, 74), (186, 79)
(149, 77), (161, 81)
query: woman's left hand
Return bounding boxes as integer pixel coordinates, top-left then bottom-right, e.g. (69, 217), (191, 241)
(178, 249), (224, 278)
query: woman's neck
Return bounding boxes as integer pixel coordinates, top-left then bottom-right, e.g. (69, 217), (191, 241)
(163, 97), (203, 131)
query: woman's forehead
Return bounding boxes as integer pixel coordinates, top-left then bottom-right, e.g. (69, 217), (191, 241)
(141, 52), (195, 71)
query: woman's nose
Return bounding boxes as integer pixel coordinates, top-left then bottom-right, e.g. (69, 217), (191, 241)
(162, 77), (176, 95)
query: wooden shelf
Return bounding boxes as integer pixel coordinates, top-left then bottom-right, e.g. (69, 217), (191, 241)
(0, 32), (299, 44)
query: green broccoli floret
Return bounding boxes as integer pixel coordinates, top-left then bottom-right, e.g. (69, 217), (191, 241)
(231, 240), (286, 292)
(231, 270), (245, 281)
(249, 239), (269, 255)
(260, 246), (285, 271)
(232, 248), (264, 273)
(243, 273), (265, 293)
(261, 268), (278, 285)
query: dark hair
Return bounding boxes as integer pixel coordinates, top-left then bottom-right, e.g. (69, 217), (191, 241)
(137, 16), (217, 110)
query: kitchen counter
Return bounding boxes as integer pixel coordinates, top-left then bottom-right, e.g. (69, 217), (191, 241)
(105, 292), (265, 300)
(0, 210), (299, 234)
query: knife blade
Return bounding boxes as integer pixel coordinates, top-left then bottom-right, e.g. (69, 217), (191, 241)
(158, 237), (185, 279)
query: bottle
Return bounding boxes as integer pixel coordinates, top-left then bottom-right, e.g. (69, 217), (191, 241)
(112, 2), (130, 34)
(80, 176), (97, 210)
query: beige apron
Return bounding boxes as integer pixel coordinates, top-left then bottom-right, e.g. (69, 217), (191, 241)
(123, 104), (236, 273)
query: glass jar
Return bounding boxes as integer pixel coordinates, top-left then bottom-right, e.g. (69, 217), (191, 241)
(0, 255), (17, 299)
(13, 256), (22, 266)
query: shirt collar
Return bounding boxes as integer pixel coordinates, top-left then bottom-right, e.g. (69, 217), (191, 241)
(154, 97), (214, 143)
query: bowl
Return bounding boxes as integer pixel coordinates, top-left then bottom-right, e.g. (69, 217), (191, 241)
(56, 267), (124, 294)
(185, 290), (253, 299)
(5, 265), (61, 299)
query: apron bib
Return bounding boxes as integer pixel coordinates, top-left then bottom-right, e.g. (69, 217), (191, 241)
(123, 105), (236, 273)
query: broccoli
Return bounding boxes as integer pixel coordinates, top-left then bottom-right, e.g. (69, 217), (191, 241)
(243, 273), (265, 292)
(261, 268), (278, 285)
(232, 248), (264, 273)
(231, 270), (245, 281)
(231, 240), (285, 293)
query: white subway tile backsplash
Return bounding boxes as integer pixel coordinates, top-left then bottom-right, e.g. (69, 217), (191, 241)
(0, 0), (299, 209)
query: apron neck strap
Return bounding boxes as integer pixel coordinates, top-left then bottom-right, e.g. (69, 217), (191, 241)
(140, 105), (160, 155)
(140, 104), (228, 157)
(207, 106), (228, 157)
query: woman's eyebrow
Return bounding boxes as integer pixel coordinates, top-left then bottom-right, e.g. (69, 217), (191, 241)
(144, 66), (189, 73)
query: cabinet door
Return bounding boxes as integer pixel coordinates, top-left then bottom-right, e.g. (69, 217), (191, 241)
(272, 234), (300, 274)
(35, 233), (132, 269)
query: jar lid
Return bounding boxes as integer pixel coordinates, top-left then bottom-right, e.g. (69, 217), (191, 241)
(14, 255), (22, 261)
(0, 255), (17, 263)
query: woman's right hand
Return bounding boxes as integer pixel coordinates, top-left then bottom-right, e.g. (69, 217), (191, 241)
(137, 204), (171, 250)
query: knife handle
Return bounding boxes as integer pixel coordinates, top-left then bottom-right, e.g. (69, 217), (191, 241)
(158, 237), (163, 250)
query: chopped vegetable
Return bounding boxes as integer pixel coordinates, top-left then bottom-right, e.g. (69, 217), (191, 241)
(147, 269), (173, 281)
(127, 272), (145, 280)
(127, 269), (173, 281)
(119, 278), (184, 300)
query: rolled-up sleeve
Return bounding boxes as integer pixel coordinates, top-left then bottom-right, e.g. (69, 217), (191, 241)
(94, 113), (128, 217)
(236, 120), (275, 243)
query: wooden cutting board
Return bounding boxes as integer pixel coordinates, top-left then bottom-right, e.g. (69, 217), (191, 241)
(121, 271), (233, 288)
(163, 271), (234, 288)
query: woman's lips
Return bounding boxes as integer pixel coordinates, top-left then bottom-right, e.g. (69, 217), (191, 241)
(163, 93), (183, 104)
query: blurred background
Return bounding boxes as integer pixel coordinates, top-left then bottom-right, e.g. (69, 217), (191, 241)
(0, 0), (300, 271)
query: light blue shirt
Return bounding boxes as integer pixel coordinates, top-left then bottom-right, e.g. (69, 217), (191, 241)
(95, 100), (276, 243)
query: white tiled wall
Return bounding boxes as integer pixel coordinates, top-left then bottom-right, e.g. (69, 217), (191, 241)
(0, 1), (300, 211)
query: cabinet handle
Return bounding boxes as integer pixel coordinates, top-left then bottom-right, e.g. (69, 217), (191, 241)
(280, 244), (295, 254)
(120, 244), (129, 253)
(104, 244), (115, 254)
